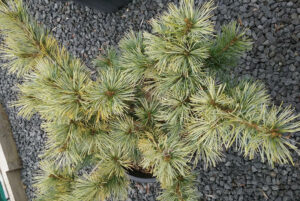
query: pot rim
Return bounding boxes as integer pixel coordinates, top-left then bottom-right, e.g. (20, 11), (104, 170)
(126, 172), (157, 183)
(125, 168), (156, 183)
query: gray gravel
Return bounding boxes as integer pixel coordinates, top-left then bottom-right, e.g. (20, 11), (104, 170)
(0, 0), (300, 200)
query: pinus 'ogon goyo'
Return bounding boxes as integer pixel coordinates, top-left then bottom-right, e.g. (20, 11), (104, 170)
(0, 0), (299, 200)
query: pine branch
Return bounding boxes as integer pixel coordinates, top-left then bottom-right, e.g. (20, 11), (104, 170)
(157, 174), (199, 201)
(144, 32), (210, 75)
(158, 92), (191, 131)
(41, 120), (83, 173)
(0, 0), (73, 77)
(34, 160), (75, 201)
(93, 46), (119, 70)
(13, 59), (92, 121)
(144, 0), (216, 75)
(78, 125), (112, 156)
(151, 0), (215, 39)
(205, 21), (252, 72)
(138, 130), (191, 188)
(84, 69), (136, 121)
(145, 70), (204, 98)
(73, 146), (132, 201)
(111, 116), (142, 163)
(74, 172), (129, 201)
(189, 77), (300, 166)
(119, 31), (155, 82)
(134, 98), (161, 127)
(95, 145), (133, 178)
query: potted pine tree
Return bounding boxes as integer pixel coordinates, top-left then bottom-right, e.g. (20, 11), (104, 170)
(0, 0), (299, 200)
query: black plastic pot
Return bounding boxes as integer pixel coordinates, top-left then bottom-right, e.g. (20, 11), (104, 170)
(59, 0), (131, 12)
(126, 168), (156, 183)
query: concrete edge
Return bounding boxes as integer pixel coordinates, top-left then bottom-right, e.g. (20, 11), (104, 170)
(0, 103), (28, 201)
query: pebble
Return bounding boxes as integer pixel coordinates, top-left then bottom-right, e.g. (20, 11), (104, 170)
(289, 64), (296, 72)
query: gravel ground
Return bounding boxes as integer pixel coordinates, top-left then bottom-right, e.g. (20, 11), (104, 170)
(0, 0), (300, 200)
